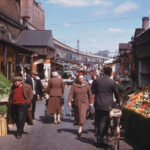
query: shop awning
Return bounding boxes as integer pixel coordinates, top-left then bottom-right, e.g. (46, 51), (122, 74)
(0, 37), (34, 54)
(17, 30), (55, 50)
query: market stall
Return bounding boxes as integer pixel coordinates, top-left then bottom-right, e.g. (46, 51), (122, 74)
(0, 73), (11, 136)
(122, 90), (150, 150)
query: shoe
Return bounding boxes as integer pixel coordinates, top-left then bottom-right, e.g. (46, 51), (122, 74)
(57, 120), (61, 124)
(22, 131), (28, 134)
(77, 131), (83, 137)
(16, 134), (22, 139)
(54, 121), (57, 124)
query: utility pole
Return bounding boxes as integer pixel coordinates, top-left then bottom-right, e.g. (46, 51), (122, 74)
(77, 40), (79, 63)
(77, 40), (80, 51)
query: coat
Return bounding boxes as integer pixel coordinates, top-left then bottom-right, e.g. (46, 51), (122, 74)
(47, 77), (65, 114)
(47, 77), (64, 97)
(68, 81), (92, 106)
(25, 77), (41, 95)
(9, 83), (33, 125)
(68, 80), (92, 125)
(92, 76), (120, 111)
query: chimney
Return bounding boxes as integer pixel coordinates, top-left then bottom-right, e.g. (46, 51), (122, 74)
(142, 17), (149, 30)
(37, 2), (41, 8)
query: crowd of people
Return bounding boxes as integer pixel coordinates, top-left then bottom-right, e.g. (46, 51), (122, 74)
(8, 66), (121, 148)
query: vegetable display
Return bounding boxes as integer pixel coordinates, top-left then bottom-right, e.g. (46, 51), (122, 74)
(0, 73), (12, 100)
(126, 90), (150, 118)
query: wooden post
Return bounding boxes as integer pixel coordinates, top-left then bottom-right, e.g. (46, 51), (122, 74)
(13, 50), (16, 74)
(3, 44), (7, 77)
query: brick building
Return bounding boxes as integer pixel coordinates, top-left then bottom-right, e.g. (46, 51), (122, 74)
(20, 0), (45, 30)
(0, 0), (34, 78)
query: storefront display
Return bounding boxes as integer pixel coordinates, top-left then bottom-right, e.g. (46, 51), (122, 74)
(126, 90), (150, 118)
(123, 89), (150, 149)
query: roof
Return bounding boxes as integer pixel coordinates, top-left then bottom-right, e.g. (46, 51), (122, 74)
(134, 28), (144, 38)
(53, 38), (109, 60)
(17, 30), (55, 49)
(119, 43), (129, 50)
(0, 37), (34, 54)
(133, 28), (150, 45)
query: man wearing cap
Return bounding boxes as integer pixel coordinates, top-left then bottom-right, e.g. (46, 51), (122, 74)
(25, 71), (39, 119)
(9, 76), (33, 139)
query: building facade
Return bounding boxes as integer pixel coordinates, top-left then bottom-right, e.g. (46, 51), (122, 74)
(0, 0), (33, 78)
(132, 17), (150, 87)
(20, 0), (45, 30)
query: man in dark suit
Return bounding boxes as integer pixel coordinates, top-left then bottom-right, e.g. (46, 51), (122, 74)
(25, 71), (40, 119)
(92, 67), (120, 146)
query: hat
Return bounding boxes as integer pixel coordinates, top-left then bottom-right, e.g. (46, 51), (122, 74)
(52, 71), (59, 77)
(13, 76), (23, 82)
(31, 71), (38, 75)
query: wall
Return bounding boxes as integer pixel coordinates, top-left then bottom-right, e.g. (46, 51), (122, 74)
(21, 0), (45, 30)
(0, 0), (20, 22)
(0, 0), (22, 40)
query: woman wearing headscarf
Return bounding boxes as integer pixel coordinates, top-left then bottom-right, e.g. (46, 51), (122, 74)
(68, 74), (93, 137)
(47, 71), (64, 124)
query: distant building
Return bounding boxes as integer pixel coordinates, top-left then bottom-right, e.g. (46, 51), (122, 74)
(96, 50), (109, 57)
(20, 0), (45, 30)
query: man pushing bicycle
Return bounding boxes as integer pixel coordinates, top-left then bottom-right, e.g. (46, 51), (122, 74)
(91, 67), (121, 147)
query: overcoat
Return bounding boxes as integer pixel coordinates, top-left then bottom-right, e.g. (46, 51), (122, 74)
(9, 83), (33, 125)
(68, 80), (92, 125)
(92, 76), (120, 111)
(47, 77), (64, 114)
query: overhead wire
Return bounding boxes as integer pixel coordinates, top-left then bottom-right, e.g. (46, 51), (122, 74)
(50, 16), (143, 26)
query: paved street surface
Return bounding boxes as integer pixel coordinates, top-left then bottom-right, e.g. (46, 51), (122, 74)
(0, 86), (139, 150)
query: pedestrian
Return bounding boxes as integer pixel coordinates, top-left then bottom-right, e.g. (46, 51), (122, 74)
(68, 74), (93, 137)
(85, 72), (91, 82)
(25, 71), (40, 119)
(86, 74), (98, 119)
(36, 75), (44, 100)
(47, 71), (64, 124)
(92, 67), (120, 146)
(91, 74), (98, 93)
(9, 76), (33, 139)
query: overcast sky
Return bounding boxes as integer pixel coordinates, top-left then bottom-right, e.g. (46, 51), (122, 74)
(37, 0), (150, 53)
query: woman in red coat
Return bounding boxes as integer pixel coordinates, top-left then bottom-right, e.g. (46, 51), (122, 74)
(47, 71), (64, 124)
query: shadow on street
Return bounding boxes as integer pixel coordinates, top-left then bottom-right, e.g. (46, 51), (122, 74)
(57, 128), (77, 135)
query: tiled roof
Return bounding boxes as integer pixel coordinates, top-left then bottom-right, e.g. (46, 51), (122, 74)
(17, 30), (55, 49)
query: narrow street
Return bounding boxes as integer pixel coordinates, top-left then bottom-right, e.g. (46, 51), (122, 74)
(0, 86), (138, 150)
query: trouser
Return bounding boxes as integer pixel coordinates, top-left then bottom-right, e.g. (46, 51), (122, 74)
(32, 95), (37, 119)
(11, 104), (27, 136)
(94, 109), (110, 140)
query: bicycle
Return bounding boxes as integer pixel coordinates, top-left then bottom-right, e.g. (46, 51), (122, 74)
(107, 105), (122, 150)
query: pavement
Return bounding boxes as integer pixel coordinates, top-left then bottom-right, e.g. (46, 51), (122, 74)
(0, 86), (140, 150)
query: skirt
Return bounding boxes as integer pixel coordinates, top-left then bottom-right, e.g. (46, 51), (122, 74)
(48, 96), (62, 114)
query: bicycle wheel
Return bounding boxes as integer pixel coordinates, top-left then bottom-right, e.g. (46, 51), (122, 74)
(114, 137), (120, 150)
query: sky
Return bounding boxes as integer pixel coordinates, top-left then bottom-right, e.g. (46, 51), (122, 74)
(36, 0), (150, 53)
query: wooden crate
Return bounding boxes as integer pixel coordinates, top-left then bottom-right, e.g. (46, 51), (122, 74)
(0, 117), (7, 136)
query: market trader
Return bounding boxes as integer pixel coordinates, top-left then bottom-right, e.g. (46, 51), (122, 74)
(9, 76), (33, 139)
(92, 67), (120, 146)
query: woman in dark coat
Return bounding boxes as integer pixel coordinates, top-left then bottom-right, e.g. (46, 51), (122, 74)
(68, 75), (92, 137)
(47, 71), (64, 124)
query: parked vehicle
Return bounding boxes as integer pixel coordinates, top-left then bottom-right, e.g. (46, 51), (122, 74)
(62, 70), (76, 85)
